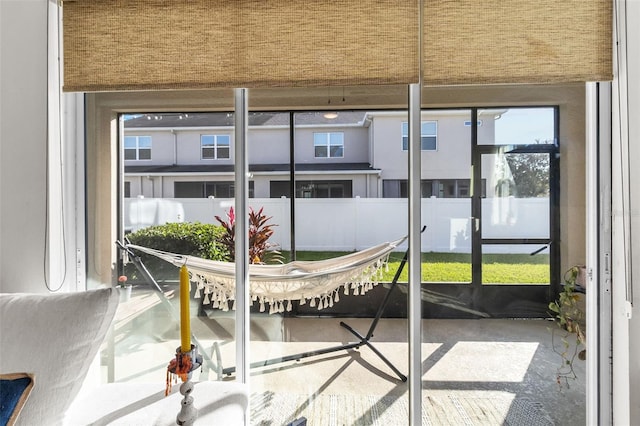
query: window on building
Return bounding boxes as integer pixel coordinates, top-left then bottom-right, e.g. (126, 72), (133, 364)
(435, 179), (469, 198)
(383, 179), (485, 198)
(401, 121), (437, 150)
(174, 181), (254, 198)
(201, 135), (230, 159)
(270, 180), (352, 198)
(124, 136), (152, 160)
(313, 132), (344, 158)
(124, 182), (131, 198)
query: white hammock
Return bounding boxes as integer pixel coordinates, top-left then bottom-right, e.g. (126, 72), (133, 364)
(127, 236), (406, 314)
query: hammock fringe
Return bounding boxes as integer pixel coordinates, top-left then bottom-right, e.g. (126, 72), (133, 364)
(126, 236), (406, 315)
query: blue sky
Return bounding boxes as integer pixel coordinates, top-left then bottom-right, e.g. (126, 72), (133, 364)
(494, 108), (555, 145)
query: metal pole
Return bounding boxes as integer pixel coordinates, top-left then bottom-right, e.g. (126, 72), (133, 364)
(234, 89), (250, 396)
(408, 0), (424, 422)
(408, 83), (422, 425)
(289, 112), (296, 260)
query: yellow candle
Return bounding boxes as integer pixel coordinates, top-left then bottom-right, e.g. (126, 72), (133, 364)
(179, 265), (191, 353)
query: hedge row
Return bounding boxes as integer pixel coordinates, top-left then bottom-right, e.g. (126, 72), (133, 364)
(125, 222), (229, 281)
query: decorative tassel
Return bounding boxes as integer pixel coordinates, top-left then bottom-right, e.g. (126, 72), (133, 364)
(181, 248), (400, 320)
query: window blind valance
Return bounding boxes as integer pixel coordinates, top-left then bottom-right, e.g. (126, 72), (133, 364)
(62, 0), (612, 92)
(62, 0), (419, 92)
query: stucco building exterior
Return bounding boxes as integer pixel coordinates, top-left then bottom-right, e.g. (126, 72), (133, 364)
(124, 109), (511, 200)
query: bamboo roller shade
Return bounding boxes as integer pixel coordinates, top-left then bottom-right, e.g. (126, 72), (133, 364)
(62, 0), (612, 92)
(423, 0), (613, 85)
(62, 0), (419, 92)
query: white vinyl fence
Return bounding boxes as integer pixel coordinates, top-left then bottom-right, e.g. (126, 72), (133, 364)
(124, 197), (549, 254)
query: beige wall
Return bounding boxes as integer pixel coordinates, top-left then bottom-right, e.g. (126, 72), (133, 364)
(248, 127), (289, 164)
(370, 111), (474, 181)
(124, 130), (176, 165)
(293, 126), (369, 164)
(126, 123), (371, 167)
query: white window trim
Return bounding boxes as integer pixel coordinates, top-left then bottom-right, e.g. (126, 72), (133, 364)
(313, 131), (344, 158)
(201, 134), (231, 160)
(124, 135), (152, 160)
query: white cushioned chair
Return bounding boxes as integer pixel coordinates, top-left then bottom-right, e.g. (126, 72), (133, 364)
(0, 288), (248, 425)
(1, 289), (119, 425)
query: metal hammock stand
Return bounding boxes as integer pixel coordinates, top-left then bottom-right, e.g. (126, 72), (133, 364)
(219, 244), (411, 382)
(117, 231), (422, 383)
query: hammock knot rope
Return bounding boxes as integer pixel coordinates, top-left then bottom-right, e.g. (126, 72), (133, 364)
(126, 236), (406, 313)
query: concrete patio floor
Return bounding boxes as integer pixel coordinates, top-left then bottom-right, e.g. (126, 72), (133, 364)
(103, 289), (586, 425)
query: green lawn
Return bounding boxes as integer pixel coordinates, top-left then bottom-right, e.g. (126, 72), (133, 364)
(284, 251), (550, 284)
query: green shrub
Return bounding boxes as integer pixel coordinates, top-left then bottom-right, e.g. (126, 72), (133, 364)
(125, 222), (229, 281)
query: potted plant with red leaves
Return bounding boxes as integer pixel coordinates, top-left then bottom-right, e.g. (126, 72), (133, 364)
(215, 206), (283, 264)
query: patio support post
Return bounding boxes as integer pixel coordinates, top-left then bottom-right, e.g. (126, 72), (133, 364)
(408, 82), (422, 425)
(234, 88), (250, 396)
(407, 1), (424, 423)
